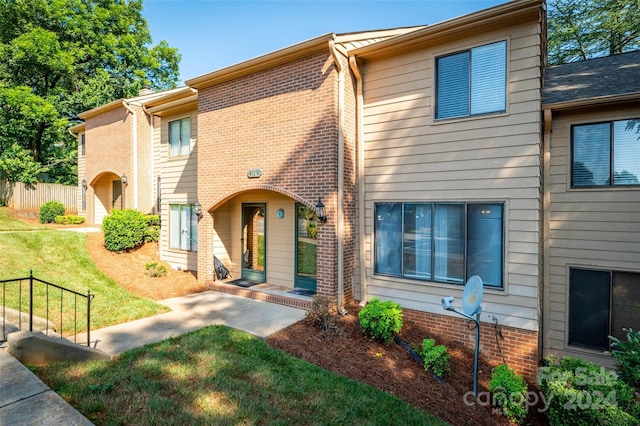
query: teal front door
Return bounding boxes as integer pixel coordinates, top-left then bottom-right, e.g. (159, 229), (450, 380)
(295, 203), (317, 291)
(241, 204), (266, 282)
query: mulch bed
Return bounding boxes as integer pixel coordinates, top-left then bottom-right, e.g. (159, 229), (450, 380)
(266, 303), (549, 426)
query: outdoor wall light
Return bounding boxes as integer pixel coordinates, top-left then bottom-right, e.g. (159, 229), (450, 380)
(315, 198), (327, 223)
(194, 201), (203, 218)
(81, 178), (87, 190)
(121, 174), (128, 185)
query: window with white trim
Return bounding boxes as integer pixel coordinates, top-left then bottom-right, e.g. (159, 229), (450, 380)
(436, 40), (507, 120)
(169, 117), (191, 157)
(374, 202), (504, 288)
(571, 119), (640, 187)
(169, 204), (197, 252)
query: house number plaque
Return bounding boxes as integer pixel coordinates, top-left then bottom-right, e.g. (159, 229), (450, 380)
(247, 169), (262, 178)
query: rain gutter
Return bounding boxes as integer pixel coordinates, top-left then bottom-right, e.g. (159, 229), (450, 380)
(122, 100), (138, 209)
(348, 55), (368, 306)
(329, 39), (346, 313)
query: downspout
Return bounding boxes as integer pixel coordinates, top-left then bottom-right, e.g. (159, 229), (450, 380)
(542, 108), (552, 362)
(142, 105), (155, 213)
(349, 55), (368, 307)
(329, 39), (346, 313)
(122, 100), (139, 209)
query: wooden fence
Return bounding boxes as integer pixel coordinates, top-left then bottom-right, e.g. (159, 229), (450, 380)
(0, 179), (78, 213)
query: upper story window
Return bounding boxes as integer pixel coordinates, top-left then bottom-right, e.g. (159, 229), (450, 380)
(374, 202), (504, 288)
(169, 117), (191, 157)
(80, 133), (85, 156)
(572, 119), (640, 188)
(435, 40), (507, 120)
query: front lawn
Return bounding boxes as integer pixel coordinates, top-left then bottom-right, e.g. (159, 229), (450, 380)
(0, 207), (167, 332)
(33, 325), (447, 425)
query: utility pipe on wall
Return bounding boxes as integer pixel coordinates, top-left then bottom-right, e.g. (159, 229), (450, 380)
(329, 39), (346, 313)
(348, 55), (368, 306)
(122, 100), (138, 209)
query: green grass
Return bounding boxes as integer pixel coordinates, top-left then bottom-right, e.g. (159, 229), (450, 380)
(0, 207), (167, 333)
(33, 326), (448, 426)
(0, 207), (40, 231)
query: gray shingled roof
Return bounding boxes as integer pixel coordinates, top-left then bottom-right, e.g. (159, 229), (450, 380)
(543, 50), (640, 106)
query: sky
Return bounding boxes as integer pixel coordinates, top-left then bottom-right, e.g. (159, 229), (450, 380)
(142, 0), (507, 84)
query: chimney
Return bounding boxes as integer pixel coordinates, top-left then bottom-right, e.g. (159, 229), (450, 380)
(138, 85), (154, 96)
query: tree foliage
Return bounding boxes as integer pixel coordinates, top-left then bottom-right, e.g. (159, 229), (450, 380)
(0, 0), (181, 184)
(548, 0), (640, 65)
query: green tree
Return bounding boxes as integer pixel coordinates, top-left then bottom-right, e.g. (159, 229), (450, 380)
(0, 0), (181, 184)
(0, 143), (46, 184)
(548, 0), (640, 65)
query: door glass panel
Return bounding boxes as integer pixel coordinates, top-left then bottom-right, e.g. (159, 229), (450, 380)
(112, 180), (122, 210)
(242, 204), (265, 281)
(296, 205), (317, 288)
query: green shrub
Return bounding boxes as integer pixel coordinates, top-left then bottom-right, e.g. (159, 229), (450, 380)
(608, 328), (640, 390)
(54, 215), (85, 225)
(490, 364), (528, 424)
(538, 356), (640, 426)
(143, 215), (160, 227)
(102, 209), (148, 252)
(358, 298), (403, 345)
(39, 201), (65, 223)
(144, 226), (160, 243)
(305, 295), (343, 336)
(145, 262), (167, 278)
(420, 338), (450, 378)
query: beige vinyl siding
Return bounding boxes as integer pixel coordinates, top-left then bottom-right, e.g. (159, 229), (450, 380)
(544, 105), (640, 362)
(361, 24), (542, 330)
(157, 110), (198, 271)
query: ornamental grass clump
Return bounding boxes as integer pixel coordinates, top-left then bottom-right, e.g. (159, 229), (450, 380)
(358, 297), (403, 345)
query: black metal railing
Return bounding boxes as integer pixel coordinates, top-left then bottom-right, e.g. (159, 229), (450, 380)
(1, 270), (94, 346)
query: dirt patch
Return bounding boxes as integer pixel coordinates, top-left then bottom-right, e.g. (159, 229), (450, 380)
(9, 207), (548, 424)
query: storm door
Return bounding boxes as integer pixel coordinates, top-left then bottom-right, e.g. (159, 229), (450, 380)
(112, 180), (123, 210)
(241, 204), (266, 282)
(295, 204), (317, 291)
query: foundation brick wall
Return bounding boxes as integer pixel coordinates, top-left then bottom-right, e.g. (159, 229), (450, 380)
(402, 308), (539, 383)
(196, 50), (357, 298)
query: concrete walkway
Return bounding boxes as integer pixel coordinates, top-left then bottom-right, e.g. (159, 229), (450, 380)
(0, 291), (307, 425)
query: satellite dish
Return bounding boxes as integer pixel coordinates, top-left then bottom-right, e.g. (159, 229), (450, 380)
(462, 275), (483, 316)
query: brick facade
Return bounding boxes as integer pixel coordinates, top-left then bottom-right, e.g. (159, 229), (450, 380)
(196, 50), (357, 302)
(403, 309), (539, 383)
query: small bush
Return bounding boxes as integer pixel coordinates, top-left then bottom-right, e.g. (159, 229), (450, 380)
(143, 215), (161, 227)
(142, 214), (160, 242)
(420, 338), (450, 378)
(145, 262), (167, 278)
(305, 295), (343, 336)
(54, 215), (85, 225)
(39, 201), (65, 224)
(358, 298), (403, 345)
(490, 364), (528, 424)
(102, 209), (147, 252)
(608, 328), (640, 390)
(538, 356), (639, 426)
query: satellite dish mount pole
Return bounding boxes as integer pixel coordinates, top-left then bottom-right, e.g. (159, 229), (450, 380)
(441, 275), (483, 397)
